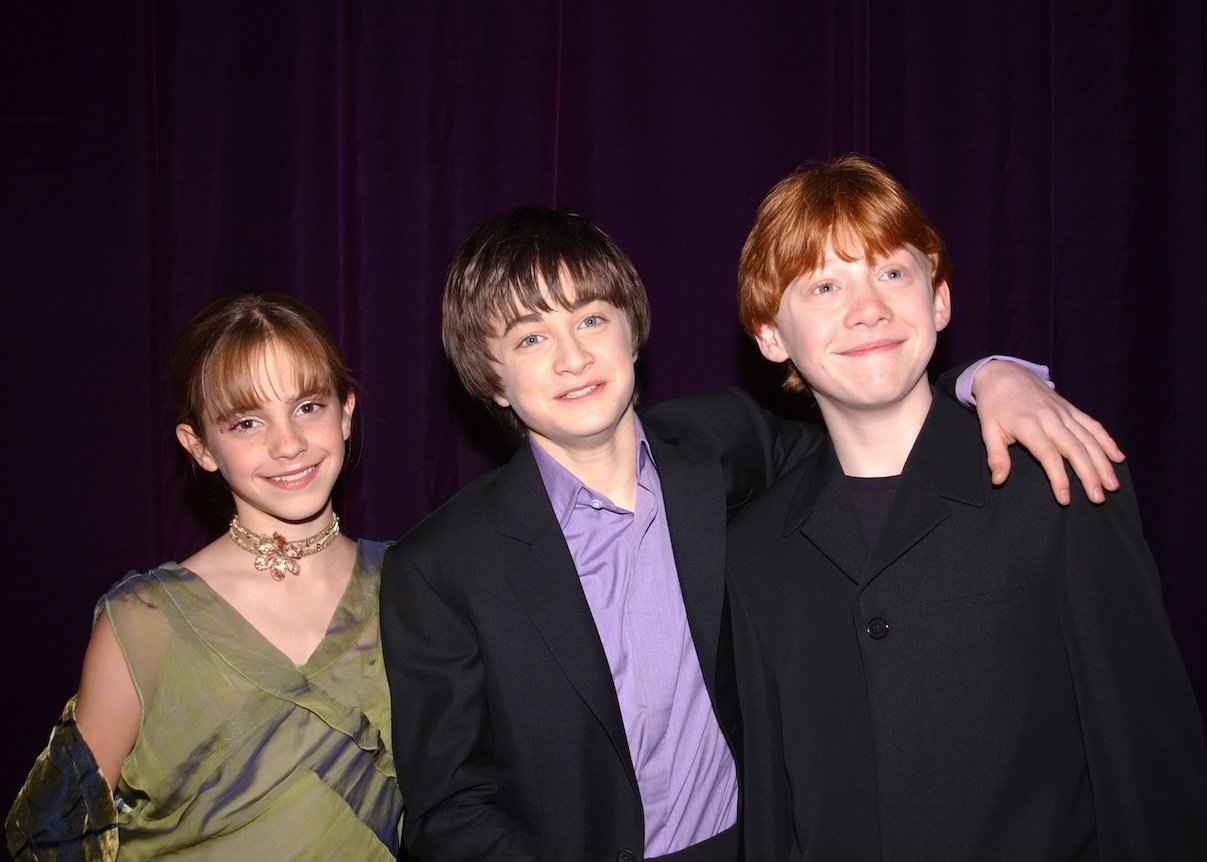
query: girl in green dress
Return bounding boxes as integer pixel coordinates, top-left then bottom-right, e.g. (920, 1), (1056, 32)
(7, 293), (403, 860)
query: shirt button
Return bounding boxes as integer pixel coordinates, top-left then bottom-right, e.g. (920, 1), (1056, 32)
(617, 851), (636, 862)
(866, 617), (890, 639)
(590, 499), (604, 510)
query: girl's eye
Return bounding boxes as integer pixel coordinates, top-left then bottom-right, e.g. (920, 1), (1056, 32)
(231, 418), (258, 432)
(298, 401), (323, 415)
(884, 268), (903, 279)
(814, 282), (837, 295)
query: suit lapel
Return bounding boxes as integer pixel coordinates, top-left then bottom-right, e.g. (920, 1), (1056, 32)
(493, 444), (638, 792)
(648, 433), (727, 695)
(862, 394), (986, 586)
(785, 392), (985, 589)
(785, 437), (869, 584)
(857, 468), (950, 589)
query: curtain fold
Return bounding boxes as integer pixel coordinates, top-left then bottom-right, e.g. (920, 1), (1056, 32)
(3, 0), (1203, 799)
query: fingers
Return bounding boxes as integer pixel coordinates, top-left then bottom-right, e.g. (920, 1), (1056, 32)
(1015, 403), (1110, 503)
(987, 411), (1092, 505)
(1042, 397), (1120, 500)
(1021, 411), (1118, 503)
(969, 357), (1123, 505)
(1066, 405), (1125, 468)
(980, 426), (1014, 488)
(1026, 432), (1076, 505)
(1046, 433), (1101, 504)
(1066, 424), (1120, 496)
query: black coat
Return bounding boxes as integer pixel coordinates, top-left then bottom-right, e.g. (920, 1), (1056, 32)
(728, 391), (1207, 861)
(380, 389), (814, 862)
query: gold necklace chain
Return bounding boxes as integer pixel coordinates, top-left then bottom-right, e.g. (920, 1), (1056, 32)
(228, 513), (341, 581)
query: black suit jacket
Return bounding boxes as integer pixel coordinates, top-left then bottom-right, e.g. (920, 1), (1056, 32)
(380, 389), (815, 862)
(728, 391), (1207, 861)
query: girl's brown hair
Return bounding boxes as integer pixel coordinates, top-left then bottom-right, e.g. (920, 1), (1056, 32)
(170, 292), (356, 435)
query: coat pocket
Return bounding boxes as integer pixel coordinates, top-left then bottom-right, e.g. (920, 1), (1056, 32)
(918, 585), (1025, 617)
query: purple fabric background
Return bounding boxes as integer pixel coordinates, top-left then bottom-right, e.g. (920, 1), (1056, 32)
(3, 1), (1204, 803)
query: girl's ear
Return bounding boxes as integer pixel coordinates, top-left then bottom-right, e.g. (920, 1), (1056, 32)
(341, 393), (357, 441)
(176, 423), (219, 472)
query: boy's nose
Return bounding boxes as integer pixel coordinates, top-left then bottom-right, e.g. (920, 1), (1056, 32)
(554, 336), (593, 374)
(846, 283), (891, 326)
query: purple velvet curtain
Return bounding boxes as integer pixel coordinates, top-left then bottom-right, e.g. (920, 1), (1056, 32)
(4, 0), (1204, 801)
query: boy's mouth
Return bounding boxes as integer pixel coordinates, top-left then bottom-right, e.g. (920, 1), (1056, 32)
(840, 339), (903, 357)
(559, 383), (601, 400)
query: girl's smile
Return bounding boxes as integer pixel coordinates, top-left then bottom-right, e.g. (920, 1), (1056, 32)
(176, 340), (354, 536)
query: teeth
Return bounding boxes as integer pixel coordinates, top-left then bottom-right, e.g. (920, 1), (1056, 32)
(562, 384), (598, 400)
(270, 466), (314, 483)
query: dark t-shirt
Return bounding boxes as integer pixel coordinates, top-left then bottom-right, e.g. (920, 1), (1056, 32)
(845, 474), (899, 550)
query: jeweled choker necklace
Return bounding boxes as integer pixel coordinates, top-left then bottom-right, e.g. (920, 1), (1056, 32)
(228, 513), (341, 580)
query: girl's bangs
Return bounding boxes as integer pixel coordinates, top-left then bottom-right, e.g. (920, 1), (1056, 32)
(201, 331), (336, 425)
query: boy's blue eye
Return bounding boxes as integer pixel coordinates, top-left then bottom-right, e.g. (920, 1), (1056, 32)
(520, 334), (540, 347)
(582, 315), (600, 327)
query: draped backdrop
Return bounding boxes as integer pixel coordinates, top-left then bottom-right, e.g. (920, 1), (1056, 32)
(3, 1), (1204, 800)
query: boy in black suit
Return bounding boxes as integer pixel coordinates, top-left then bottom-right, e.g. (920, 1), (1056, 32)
(728, 156), (1207, 860)
(380, 205), (1121, 861)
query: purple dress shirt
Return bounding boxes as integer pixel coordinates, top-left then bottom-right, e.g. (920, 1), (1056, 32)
(531, 418), (738, 856)
(955, 356), (1052, 404)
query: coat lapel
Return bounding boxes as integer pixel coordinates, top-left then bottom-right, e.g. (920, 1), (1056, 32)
(786, 391), (986, 589)
(648, 433), (727, 695)
(857, 468), (950, 588)
(493, 444), (638, 792)
(863, 394), (987, 586)
(784, 437), (869, 584)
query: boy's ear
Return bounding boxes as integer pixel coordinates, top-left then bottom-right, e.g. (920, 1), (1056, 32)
(493, 393), (512, 408)
(932, 281), (952, 332)
(341, 393), (357, 440)
(754, 323), (791, 364)
(175, 423), (219, 473)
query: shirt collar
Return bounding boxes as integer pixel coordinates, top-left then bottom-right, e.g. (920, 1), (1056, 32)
(530, 416), (657, 528)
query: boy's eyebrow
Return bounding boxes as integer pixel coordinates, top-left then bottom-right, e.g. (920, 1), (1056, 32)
(498, 296), (599, 336)
(499, 309), (544, 336)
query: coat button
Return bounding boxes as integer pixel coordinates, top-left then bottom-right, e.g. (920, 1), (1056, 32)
(617, 851), (636, 862)
(866, 617), (890, 639)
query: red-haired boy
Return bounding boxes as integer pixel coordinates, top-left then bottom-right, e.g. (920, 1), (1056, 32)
(730, 156), (1207, 861)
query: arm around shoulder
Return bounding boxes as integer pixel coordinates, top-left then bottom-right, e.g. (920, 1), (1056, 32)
(953, 358), (1124, 504)
(644, 388), (823, 498)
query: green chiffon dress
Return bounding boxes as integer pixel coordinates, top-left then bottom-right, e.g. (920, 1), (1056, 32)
(7, 540), (403, 861)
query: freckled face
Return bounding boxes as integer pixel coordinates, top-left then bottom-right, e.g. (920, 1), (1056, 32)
(177, 342), (354, 534)
(489, 284), (637, 461)
(755, 242), (950, 419)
